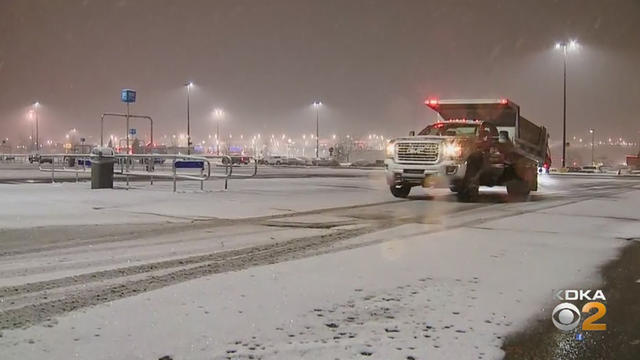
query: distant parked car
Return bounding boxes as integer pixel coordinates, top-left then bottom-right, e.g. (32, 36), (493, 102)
(312, 158), (340, 166)
(579, 165), (600, 173)
(222, 155), (250, 165)
(350, 159), (378, 167)
(140, 157), (166, 165)
(263, 156), (287, 165)
(287, 157), (307, 166)
(28, 154), (53, 164)
(296, 157), (314, 166)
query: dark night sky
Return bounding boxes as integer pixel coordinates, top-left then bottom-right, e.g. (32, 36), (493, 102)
(0, 0), (639, 147)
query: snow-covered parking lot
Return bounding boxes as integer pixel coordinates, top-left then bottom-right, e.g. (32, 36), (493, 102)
(0, 172), (639, 359)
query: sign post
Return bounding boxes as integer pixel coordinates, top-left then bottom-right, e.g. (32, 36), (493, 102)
(121, 89), (136, 155)
(121, 89), (136, 185)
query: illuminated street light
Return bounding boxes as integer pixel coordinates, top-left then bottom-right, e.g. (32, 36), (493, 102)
(213, 108), (225, 155)
(185, 81), (194, 154)
(554, 39), (580, 168)
(312, 101), (322, 159)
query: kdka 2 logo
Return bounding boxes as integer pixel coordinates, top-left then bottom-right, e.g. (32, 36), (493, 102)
(551, 289), (607, 332)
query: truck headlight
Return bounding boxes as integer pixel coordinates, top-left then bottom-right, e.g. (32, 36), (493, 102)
(386, 142), (396, 158)
(442, 142), (462, 158)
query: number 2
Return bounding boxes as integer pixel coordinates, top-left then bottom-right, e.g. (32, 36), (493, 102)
(582, 302), (607, 331)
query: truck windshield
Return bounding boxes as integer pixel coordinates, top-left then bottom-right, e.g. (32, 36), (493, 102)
(418, 123), (479, 136)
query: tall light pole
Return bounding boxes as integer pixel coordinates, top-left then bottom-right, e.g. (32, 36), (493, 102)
(555, 39), (579, 168)
(312, 101), (322, 159)
(213, 108), (225, 155)
(589, 128), (595, 165)
(33, 102), (40, 153)
(185, 81), (193, 154)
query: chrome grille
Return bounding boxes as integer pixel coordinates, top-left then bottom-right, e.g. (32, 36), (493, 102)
(396, 142), (439, 162)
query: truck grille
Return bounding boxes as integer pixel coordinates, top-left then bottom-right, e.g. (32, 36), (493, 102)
(396, 142), (439, 163)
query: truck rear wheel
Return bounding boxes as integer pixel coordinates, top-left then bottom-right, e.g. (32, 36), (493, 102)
(390, 185), (411, 198)
(506, 180), (530, 201)
(505, 160), (535, 201)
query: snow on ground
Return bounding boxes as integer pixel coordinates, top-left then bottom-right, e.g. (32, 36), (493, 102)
(0, 225), (328, 288)
(0, 174), (391, 229)
(2, 187), (638, 359)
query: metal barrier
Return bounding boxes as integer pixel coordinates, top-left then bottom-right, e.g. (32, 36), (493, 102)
(112, 154), (221, 191)
(33, 153), (257, 191)
(110, 154), (215, 191)
(36, 154), (93, 183)
(200, 155), (259, 181)
(173, 159), (207, 192)
(38, 153), (232, 191)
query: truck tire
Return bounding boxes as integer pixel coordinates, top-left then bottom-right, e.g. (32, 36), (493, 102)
(456, 183), (479, 202)
(506, 180), (530, 201)
(449, 179), (463, 193)
(390, 185), (411, 198)
(505, 160), (535, 201)
(456, 153), (482, 202)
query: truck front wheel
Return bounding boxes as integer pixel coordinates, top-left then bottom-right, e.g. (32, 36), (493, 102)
(456, 183), (479, 202)
(456, 153), (482, 202)
(449, 179), (463, 193)
(390, 185), (411, 198)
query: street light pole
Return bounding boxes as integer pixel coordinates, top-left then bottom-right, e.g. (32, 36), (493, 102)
(213, 108), (224, 155)
(589, 128), (595, 165)
(313, 101), (322, 159)
(185, 82), (193, 155)
(555, 40), (578, 168)
(34, 102), (40, 154)
(562, 46), (567, 168)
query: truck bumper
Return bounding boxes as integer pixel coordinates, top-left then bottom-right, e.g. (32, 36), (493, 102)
(384, 159), (467, 188)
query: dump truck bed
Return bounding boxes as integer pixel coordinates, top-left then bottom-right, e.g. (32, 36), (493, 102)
(425, 99), (549, 163)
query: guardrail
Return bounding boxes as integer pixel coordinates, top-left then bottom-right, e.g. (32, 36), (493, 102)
(31, 154), (252, 191)
(113, 154), (218, 191)
(200, 155), (259, 180)
(34, 154), (92, 183)
(0, 154), (33, 163)
(32, 153), (258, 191)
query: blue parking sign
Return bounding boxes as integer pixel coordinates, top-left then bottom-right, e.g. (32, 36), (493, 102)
(121, 89), (136, 103)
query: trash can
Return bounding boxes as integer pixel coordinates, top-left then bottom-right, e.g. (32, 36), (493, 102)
(90, 147), (115, 189)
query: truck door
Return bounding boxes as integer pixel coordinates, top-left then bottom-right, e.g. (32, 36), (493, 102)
(481, 123), (505, 167)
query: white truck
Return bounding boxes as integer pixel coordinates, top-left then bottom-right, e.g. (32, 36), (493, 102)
(385, 99), (550, 201)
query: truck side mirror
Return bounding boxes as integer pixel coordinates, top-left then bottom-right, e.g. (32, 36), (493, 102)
(408, 131), (415, 136)
(499, 131), (510, 143)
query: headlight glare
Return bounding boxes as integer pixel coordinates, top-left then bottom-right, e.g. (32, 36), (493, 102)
(386, 142), (396, 158)
(443, 142), (462, 158)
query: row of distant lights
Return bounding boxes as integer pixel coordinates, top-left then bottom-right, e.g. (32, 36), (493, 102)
(104, 133), (382, 144)
(186, 80), (323, 118)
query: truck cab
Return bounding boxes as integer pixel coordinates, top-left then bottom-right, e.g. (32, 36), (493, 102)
(385, 99), (549, 201)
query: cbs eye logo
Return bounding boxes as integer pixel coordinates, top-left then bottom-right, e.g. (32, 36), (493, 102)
(552, 302), (607, 331)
